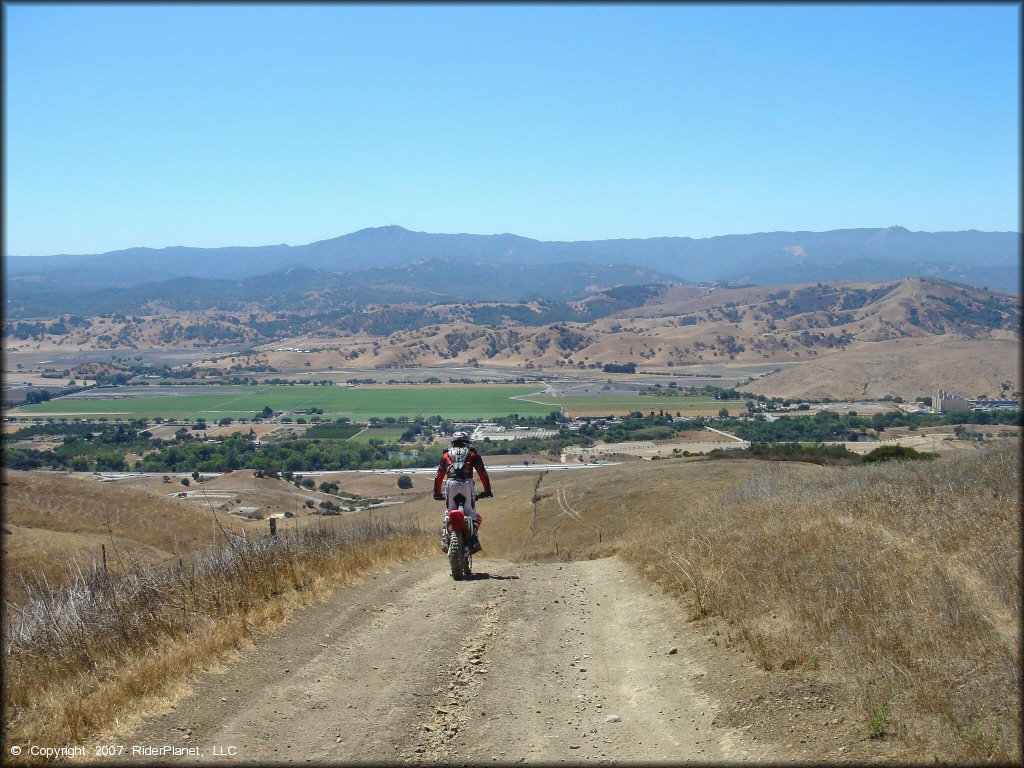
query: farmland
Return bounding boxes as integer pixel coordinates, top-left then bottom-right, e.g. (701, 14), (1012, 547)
(347, 426), (411, 443)
(11, 384), (555, 421)
(300, 422), (364, 439)
(10, 383), (734, 421)
(528, 394), (728, 417)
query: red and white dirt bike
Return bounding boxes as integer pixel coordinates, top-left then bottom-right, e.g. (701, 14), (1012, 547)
(443, 492), (484, 581)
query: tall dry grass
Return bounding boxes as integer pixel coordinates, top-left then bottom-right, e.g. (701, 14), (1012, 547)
(621, 441), (1020, 763)
(3, 516), (433, 754)
(2, 469), (249, 604)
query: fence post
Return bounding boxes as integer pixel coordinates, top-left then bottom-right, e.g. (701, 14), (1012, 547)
(269, 517), (277, 537)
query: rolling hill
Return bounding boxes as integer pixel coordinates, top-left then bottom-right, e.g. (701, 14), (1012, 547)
(6, 276), (1019, 401)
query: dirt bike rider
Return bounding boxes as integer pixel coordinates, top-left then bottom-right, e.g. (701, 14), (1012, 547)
(433, 431), (492, 554)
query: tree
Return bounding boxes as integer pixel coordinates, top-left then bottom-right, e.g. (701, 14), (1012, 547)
(397, 474), (413, 490)
(94, 451), (127, 472)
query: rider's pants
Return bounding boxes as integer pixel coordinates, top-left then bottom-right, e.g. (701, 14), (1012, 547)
(445, 478), (479, 528)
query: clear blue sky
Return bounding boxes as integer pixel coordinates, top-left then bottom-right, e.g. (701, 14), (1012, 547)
(4, 2), (1020, 256)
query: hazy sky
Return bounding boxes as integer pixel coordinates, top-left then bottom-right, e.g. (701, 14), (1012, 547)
(4, 2), (1020, 255)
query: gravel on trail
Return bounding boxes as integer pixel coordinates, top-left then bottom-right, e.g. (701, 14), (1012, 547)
(115, 555), (879, 764)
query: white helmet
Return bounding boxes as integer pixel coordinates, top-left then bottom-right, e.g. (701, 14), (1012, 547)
(451, 431), (470, 446)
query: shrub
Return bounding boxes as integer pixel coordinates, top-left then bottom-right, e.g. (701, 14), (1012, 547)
(862, 445), (937, 463)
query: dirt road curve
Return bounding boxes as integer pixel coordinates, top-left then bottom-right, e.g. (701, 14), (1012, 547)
(121, 556), (780, 763)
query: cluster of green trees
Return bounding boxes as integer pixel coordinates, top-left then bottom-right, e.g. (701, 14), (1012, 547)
(4, 405), (1019, 475)
(602, 362), (637, 374)
(476, 432), (592, 458)
(707, 443), (863, 466)
(558, 407), (1020, 448)
(705, 442), (937, 466)
(2, 420), (156, 472)
(926, 290), (1018, 330)
(724, 408), (1021, 443)
(6, 318), (87, 339)
(138, 434), (443, 474)
(493, 411), (566, 429)
(600, 413), (706, 443)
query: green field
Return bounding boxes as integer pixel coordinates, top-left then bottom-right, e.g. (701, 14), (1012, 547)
(347, 426), (409, 443)
(300, 422), (364, 439)
(14, 385), (555, 421)
(11, 384), (734, 422)
(530, 395), (726, 415)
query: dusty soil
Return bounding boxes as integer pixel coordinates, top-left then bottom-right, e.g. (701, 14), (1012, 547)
(110, 555), (895, 764)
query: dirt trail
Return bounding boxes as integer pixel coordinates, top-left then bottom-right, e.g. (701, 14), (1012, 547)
(115, 555), (785, 763)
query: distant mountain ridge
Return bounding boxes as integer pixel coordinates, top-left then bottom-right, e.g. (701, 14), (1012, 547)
(5, 226), (1019, 316)
(4, 260), (682, 319)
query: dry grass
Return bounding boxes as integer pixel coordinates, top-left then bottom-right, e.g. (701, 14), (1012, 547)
(745, 335), (1020, 401)
(524, 458), (825, 562)
(2, 470), (251, 603)
(2, 516), (433, 754)
(620, 442), (1021, 763)
(382, 460), (819, 564)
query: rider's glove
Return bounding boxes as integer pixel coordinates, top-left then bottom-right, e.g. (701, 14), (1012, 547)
(478, 490), (493, 498)
(432, 492), (444, 501)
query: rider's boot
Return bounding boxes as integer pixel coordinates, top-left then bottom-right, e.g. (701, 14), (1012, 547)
(470, 534), (482, 554)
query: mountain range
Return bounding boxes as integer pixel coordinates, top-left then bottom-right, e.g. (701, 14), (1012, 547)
(5, 225), (1019, 320)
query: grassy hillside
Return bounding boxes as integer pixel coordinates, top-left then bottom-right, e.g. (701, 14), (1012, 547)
(387, 458), (826, 563)
(3, 467), (435, 751)
(1, 468), (401, 604)
(1, 471), (249, 603)
(745, 335), (1020, 400)
(620, 442), (1020, 762)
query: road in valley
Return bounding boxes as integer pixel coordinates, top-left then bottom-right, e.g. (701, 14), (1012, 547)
(116, 556), (782, 763)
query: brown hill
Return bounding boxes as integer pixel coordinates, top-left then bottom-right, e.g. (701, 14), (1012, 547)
(239, 278), (1018, 373)
(5, 277), (1018, 400)
(745, 336), (1021, 401)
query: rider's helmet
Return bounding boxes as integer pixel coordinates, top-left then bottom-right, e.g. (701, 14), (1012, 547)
(451, 431), (470, 446)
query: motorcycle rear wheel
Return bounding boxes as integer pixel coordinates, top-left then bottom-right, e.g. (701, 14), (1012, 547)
(448, 532), (465, 581)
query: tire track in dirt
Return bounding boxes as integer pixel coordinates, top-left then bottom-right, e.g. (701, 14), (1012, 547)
(556, 486), (606, 540)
